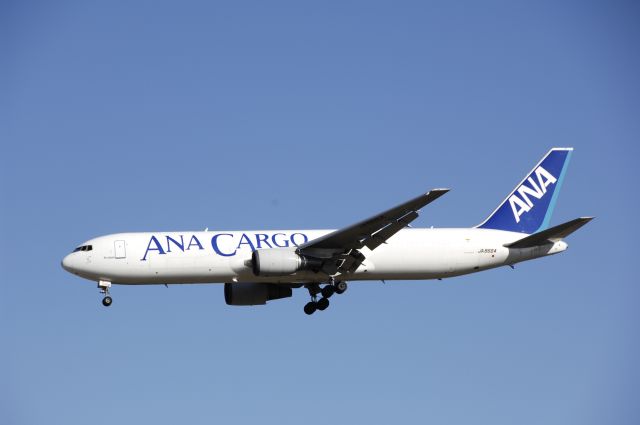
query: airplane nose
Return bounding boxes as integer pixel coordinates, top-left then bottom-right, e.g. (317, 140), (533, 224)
(61, 254), (74, 272)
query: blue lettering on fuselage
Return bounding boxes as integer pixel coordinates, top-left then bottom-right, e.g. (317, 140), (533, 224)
(255, 233), (272, 249)
(141, 235), (165, 261)
(272, 233), (289, 248)
(166, 235), (184, 253)
(290, 233), (309, 246)
(211, 233), (235, 257)
(187, 235), (204, 251)
(140, 232), (309, 261)
(236, 233), (256, 252)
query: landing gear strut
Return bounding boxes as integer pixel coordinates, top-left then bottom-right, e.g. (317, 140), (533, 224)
(98, 280), (113, 307)
(303, 279), (347, 315)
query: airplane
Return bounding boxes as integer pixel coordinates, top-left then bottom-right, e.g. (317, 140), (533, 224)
(61, 147), (592, 315)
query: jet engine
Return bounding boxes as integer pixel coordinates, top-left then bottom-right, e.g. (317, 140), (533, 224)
(224, 282), (292, 306)
(251, 248), (322, 277)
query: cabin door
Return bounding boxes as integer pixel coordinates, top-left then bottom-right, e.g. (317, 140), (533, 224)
(114, 240), (126, 259)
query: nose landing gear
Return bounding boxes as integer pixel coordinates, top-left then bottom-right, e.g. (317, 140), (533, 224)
(303, 279), (347, 315)
(98, 280), (113, 307)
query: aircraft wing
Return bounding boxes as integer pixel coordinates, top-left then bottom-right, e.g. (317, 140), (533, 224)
(297, 188), (449, 275)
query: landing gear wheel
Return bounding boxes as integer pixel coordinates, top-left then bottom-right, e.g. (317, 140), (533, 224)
(317, 297), (330, 311)
(98, 280), (113, 307)
(304, 302), (317, 315)
(321, 285), (335, 298)
(335, 281), (348, 294)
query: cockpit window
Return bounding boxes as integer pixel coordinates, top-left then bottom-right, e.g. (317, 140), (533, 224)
(73, 245), (93, 252)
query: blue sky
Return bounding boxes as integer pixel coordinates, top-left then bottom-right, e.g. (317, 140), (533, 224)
(1, 1), (638, 424)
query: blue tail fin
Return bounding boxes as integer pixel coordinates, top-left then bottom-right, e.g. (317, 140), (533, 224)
(477, 147), (573, 234)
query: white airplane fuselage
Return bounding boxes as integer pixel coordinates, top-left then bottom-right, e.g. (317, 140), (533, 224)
(60, 148), (589, 313)
(61, 228), (567, 285)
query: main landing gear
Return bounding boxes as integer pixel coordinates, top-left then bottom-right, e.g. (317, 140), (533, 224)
(98, 280), (113, 307)
(303, 279), (348, 315)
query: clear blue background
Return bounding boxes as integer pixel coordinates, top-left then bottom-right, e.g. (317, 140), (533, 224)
(2, 1), (638, 424)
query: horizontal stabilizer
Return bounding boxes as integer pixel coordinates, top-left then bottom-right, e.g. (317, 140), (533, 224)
(504, 217), (594, 248)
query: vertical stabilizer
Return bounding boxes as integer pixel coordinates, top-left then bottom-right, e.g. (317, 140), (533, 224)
(477, 148), (573, 234)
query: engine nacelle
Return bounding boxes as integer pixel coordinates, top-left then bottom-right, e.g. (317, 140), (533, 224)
(252, 248), (321, 277)
(224, 282), (292, 306)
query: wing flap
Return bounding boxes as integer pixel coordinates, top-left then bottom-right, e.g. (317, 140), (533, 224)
(365, 210), (419, 250)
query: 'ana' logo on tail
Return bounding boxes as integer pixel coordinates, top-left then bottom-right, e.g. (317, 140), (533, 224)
(509, 166), (557, 223)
